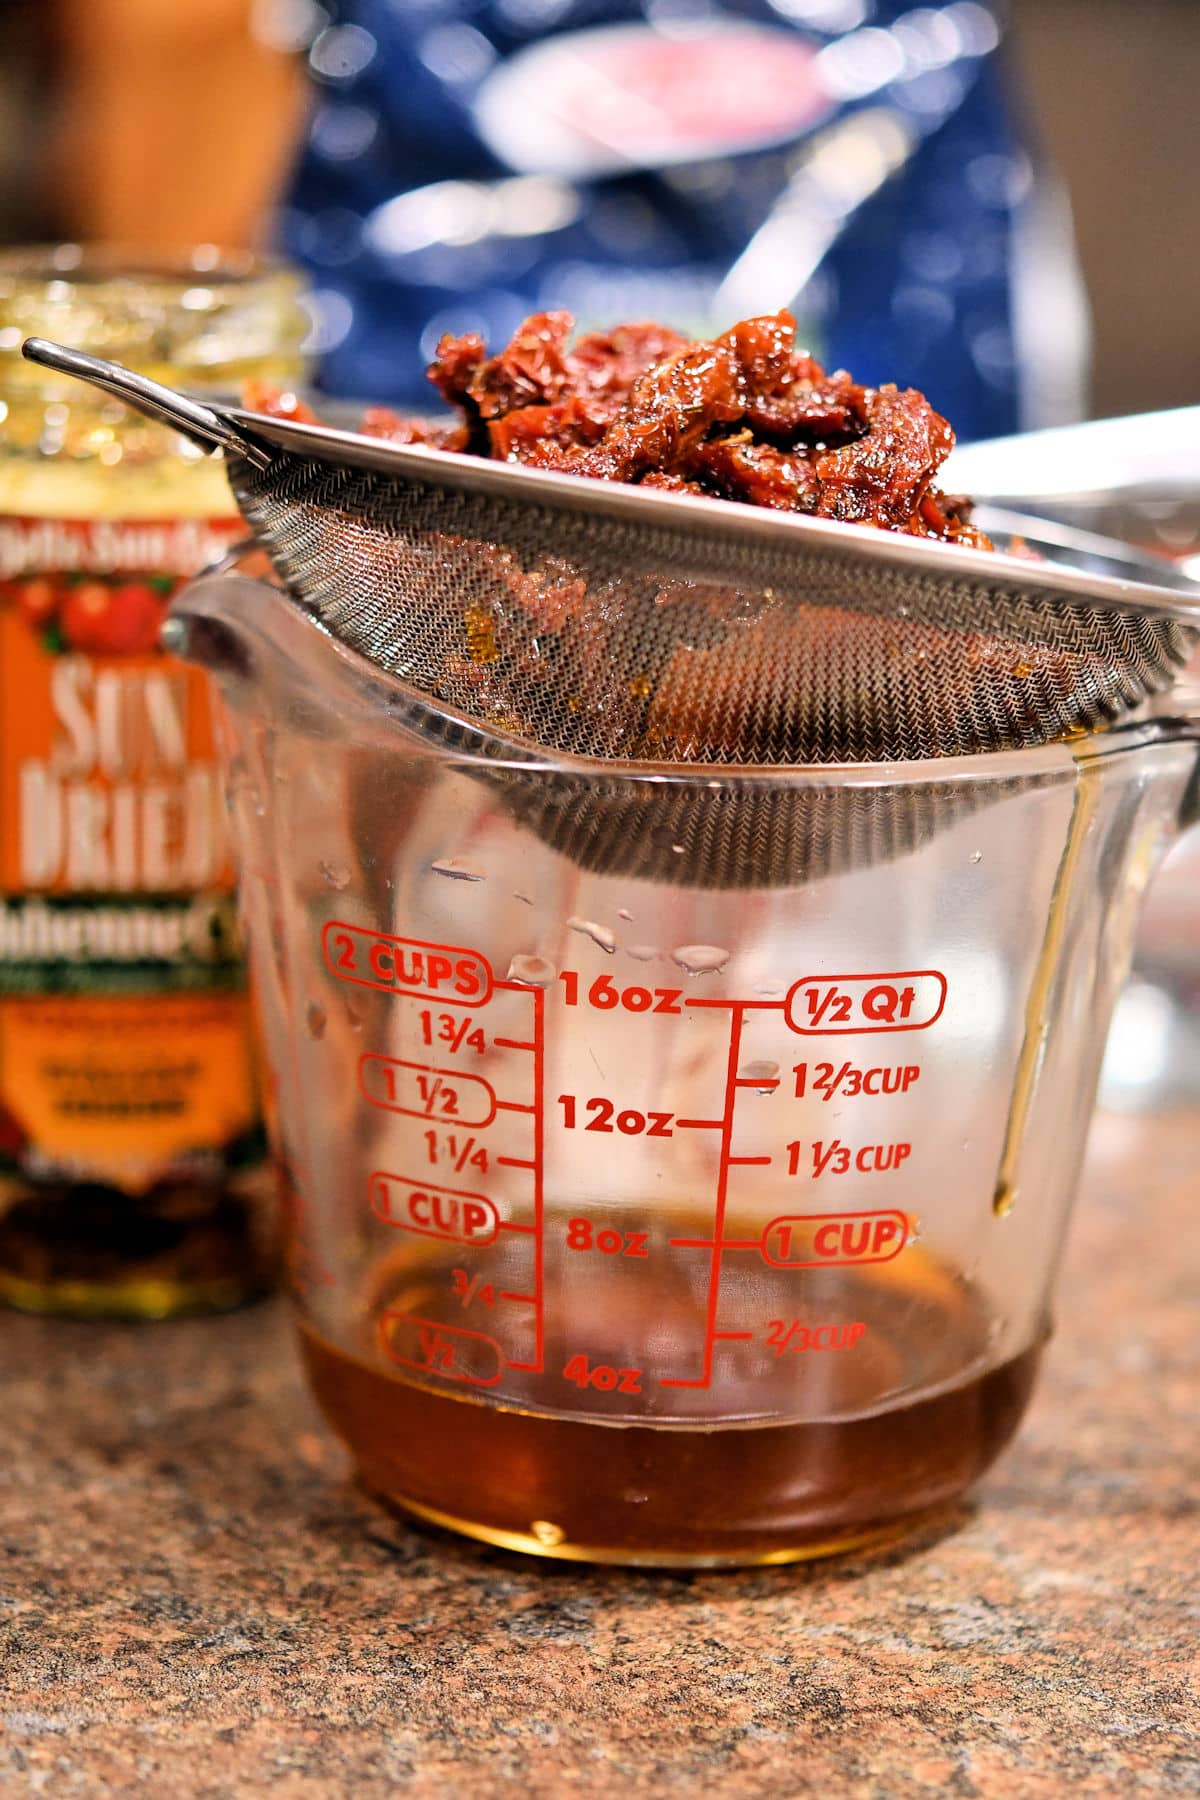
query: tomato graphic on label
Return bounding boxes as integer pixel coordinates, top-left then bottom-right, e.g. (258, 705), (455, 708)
(17, 578), (58, 630)
(60, 579), (165, 655)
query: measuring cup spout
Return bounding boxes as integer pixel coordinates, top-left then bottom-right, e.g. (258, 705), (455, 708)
(1134, 672), (1200, 833)
(165, 569), (259, 683)
(1167, 679), (1200, 833)
(169, 559), (390, 744)
(167, 560), (286, 686)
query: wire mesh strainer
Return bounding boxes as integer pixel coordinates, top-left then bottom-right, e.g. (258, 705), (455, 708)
(23, 337), (1200, 770)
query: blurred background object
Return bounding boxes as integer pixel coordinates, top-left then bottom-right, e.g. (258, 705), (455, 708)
(268, 0), (1073, 437)
(50, 0), (310, 253)
(1011, 0), (1200, 424)
(0, 0), (1195, 424)
(1, 0), (309, 253)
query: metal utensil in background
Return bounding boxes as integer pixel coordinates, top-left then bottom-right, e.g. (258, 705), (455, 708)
(712, 107), (920, 324)
(944, 407), (1200, 574)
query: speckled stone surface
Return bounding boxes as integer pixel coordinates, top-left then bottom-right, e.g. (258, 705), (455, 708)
(1, 1107), (1196, 1798)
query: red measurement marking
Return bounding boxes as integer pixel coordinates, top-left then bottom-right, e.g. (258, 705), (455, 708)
(794, 1059), (921, 1100)
(495, 1099), (536, 1114)
(558, 1095), (675, 1136)
(766, 1319), (866, 1355)
(450, 1268), (495, 1308)
(323, 921), (492, 1005)
(684, 996), (780, 1010)
(728, 1154), (772, 1166)
(713, 1330), (755, 1342)
(370, 1172), (499, 1246)
(529, 984), (545, 1372)
(419, 1010), (486, 1055)
(558, 972), (684, 1015)
(785, 971), (946, 1036)
(661, 1005), (746, 1390)
(493, 1036), (537, 1051)
(761, 1211), (907, 1268)
(668, 1235), (760, 1250)
(423, 1128), (489, 1175)
(790, 1138), (913, 1179)
(497, 1154), (537, 1170)
(563, 1353), (643, 1395)
(565, 1219), (648, 1257)
(827, 1060), (852, 1098)
(498, 1290), (537, 1304)
(358, 1054), (498, 1127)
(380, 1312), (504, 1386)
(675, 1117), (723, 1130)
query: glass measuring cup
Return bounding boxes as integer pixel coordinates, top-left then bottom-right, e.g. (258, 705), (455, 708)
(173, 564), (1200, 1567)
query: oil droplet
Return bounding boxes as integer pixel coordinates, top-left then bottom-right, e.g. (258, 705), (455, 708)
(671, 843), (685, 855)
(626, 944), (658, 963)
(514, 892), (534, 906)
(530, 1519), (566, 1548)
(343, 999), (363, 1032)
(993, 1182), (1015, 1217)
(628, 672), (652, 699)
(228, 764), (264, 816)
(672, 943), (730, 976)
(508, 954), (556, 987)
(617, 908), (634, 921)
(969, 850), (983, 865)
(567, 917), (616, 955)
(464, 600), (499, 664)
(431, 857), (485, 882)
(318, 858), (352, 890)
(306, 1001), (327, 1040)
(738, 1059), (780, 1093)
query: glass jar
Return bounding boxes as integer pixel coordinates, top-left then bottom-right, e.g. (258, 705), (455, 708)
(0, 246), (310, 1316)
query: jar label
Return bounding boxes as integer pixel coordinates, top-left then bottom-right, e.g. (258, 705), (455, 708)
(0, 515), (264, 1194)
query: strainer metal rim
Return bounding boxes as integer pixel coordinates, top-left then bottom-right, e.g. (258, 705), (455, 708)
(222, 408), (1200, 624)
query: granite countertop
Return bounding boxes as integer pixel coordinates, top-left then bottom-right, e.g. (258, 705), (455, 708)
(1, 1106), (1196, 1798)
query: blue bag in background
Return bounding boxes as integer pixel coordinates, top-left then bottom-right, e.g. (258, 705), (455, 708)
(279, 0), (1087, 440)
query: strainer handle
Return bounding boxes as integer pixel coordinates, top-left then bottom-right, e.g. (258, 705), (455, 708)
(20, 337), (273, 469)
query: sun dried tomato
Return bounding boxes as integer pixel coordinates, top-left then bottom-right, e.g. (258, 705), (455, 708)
(245, 309), (990, 549)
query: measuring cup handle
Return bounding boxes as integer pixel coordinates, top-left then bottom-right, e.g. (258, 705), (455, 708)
(20, 337), (273, 470)
(1178, 723), (1200, 835)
